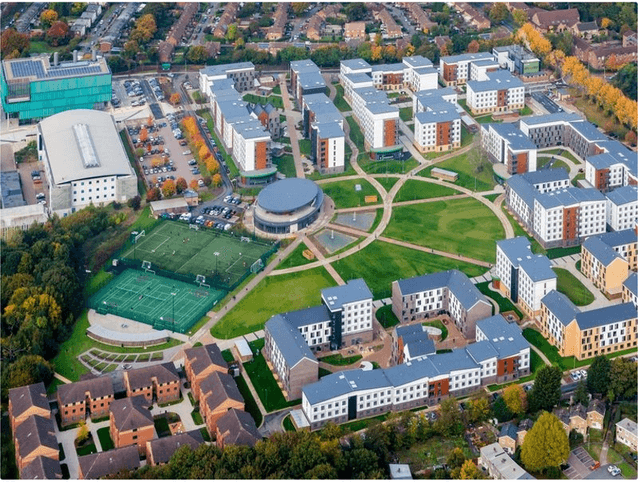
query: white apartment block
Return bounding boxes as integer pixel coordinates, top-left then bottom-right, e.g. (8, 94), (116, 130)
(371, 63), (405, 91)
(586, 143), (639, 192)
(231, 120), (271, 172)
(339, 58), (372, 83)
(495, 237), (557, 318)
(321, 279), (373, 344)
(466, 70), (525, 115)
(342, 72), (374, 105)
(311, 122), (345, 174)
(439, 52), (494, 86)
(403, 56), (438, 91)
(350, 87), (399, 151)
(414, 87), (458, 114)
(606, 186), (638, 232)
(481, 123), (537, 174)
(199, 62), (255, 95)
(469, 59), (500, 81)
(413, 100), (461, 153)
(533, 188), (607, 247)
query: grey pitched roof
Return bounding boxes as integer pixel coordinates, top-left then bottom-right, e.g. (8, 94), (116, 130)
(500, 423), (518, 440)
(541, 290), (579, 326)
(265, 314), (317, 368)
(505, 175), (538, 209)
(21, 455), (62, 480)
(427, 348), (479, 373)
(321, 279), (373, 311)
(282, 305), (331, 328)
(184, 343), (227, 378)
(110, 396), (153, 432)
(209, 77), (236, 92)
(384, 357), (442, 387)
(403, 56), (433, 69)
(315, 122), (345, 139)
(298, 70), (326, 90)
(78, 445), (140, 479)
(583, 237), (623, 266)
(588, 398), (606, 416)
(15, 415), (58, 460)
(486, 123), (537, 150)
(576, 21), (598, 31)
(476, 315), (530, 358)
(623, 272), (638, 298)
(57, 376), (113, 405)
(606, 185), (638, 206)
(575, 302), (637, 330)
(441, 52), (494, 64)
(519, 112), (582, 127)
(404, 334), (436, 358)
(465, 339), (499, 363)
(344, 72), (374, 84)
(467, 70), (524, 92)
(416, 101), (460, 123)
(597, 229), (638, 248)
(371, 62), (406, 72)
(497, 236), (534, 266)
(569, 120), (608, 142)
(535, 187), (606, 210)
(471, 59), (500, 67)
(521, 168), (570, 185)
(341, 58), (372, 71)
(415, 87), (457, 103)
(396, 270), (489, 311)
(126, 362), (179, 391)
(9, 382), (49, 420)
(519, 256), (556, 282)
(303, 368), (392, 405)
(200, 62), (254, 77)
(201, 371), (243, 413)
(146, 430), (204, 465)
(216, 409), (262, 447)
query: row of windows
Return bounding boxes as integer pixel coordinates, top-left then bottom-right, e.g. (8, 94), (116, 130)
(74, 194), (115, 202)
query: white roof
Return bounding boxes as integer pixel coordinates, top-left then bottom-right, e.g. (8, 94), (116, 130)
(0, 203), (48, 230)
(150, 198), (189, 211)
(39, 109), (134, 185)
(235, 339), (252, 357)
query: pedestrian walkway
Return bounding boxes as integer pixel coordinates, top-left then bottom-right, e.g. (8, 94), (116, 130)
(550, 254), (611, 309)
(278, 74), (305, 178)
(302, 236), (345, 284)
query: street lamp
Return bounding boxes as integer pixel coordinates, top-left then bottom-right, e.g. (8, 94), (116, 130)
(214, 252), (220, 275)
(171, 289), (177, 332)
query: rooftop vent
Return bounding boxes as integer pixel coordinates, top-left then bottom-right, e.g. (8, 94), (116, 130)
(72, 123), (100, 168)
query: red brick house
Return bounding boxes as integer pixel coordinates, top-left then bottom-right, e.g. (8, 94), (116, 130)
(8, 382), (50, 433)
(124, 363), (180, 404)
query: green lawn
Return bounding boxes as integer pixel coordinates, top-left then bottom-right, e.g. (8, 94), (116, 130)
(191, 410), (204, 425)
(376, 176), (400, 192)
(273, 84), (281, 95)
(298, 139), (311, 157)
(396, 435), (474, 470)
(484, 193), (500, 202)
(154, 416), (171, 438)
(283, 415), (297, 432)
(52, 311), (183, 381)
(96, 427), (114, 451)
(331, 241), (486, 299)
(319, 353), (363, 366)
(619, 462), (637, 479)
(376, 305), (400, 329)
(201, 111), (240, 179)
(393, 179), (459, 202)
(235, 373), (263, 426)
(384, 198), (504, 263)
(273, 154), (297, 178)
(333, 84), (351, 112)
(475, 115), (502, 124)
(244, 339), (300, 412)
(476, 281), (523, 319)
(242, 93), (284, 109)
(552, 268), (595, 306)
(542, 148), (580, 165)
(399, 106), (413, 122)
(421, 153), (495, 192)
(277, 243), (315, 269)
(321, 178), (380, 208)
(423, 320), (448, 341)
(346, 116), (365, 152)
(368, 208), (384, 233)
(519, 105), (533, 116)
(537, 157), (571, 173)
(572, 172), (586, 186)
(211, 267), (337, 339)
(359, 157), (419, 175)
(75, 442), (97, 457)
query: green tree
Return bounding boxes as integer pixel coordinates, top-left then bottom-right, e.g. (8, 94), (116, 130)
(586, 356), (611, 396)
(521, 412), (570, 472)
(503, 384), (527, 415)
(529, 365), (562, 412)
(489, 3), (509, 24)
(187, 45), (209, 63)
(292, 3), (308, 16)
(453, 459), (483, 479)
(447, 447), (466, 469)
(609, 357), (637, 400)
(345, 3), (367, 22)
(77, 420), (89, 444)
(40, 9), (59, 29)
(226, 24), (238, 42)
(435, 398), (463, 436)
(573, 380), (589, 406)
(1, 355), (53, 399)
(492, 395), (514, 422)
(467, 397), (490, 423)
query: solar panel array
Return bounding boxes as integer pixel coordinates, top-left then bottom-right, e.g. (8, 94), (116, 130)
(8, 59), (103, 80)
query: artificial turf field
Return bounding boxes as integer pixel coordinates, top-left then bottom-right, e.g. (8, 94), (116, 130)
(90, 269), (224, 333)
(120, 221), (272, 285)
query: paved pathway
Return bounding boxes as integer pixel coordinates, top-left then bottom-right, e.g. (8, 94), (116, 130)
(278, 74), (305, 178)
(302, 235), (345, 284)
(550, 254), (611, 309)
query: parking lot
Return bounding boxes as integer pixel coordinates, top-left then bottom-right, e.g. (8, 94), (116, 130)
(111, 76), (167, 110)
(564, 447), (596, 479)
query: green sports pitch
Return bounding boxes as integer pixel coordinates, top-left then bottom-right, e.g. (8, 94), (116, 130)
(90, 269), (224, 333)
(120, 221), (273, 286)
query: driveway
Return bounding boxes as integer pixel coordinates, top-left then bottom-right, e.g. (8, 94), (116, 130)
(564, 447), (596, 479)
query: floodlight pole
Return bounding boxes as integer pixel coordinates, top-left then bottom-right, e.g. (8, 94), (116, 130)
(171, 290), (177, 331)
(214, 251), (220, 275)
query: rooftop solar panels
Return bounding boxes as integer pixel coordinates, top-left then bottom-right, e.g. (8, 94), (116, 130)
(7, 59), (104, 81)
(9, 60), (45, 79)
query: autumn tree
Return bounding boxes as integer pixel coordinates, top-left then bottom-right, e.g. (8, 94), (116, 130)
(211, 173), (223, 187)
(489, 3), (509, 24)
(518, 23), (551, 57)
(40, 9), (58, 29)
(625, 131), (637, 145)
(292, 3), (308, 16)
(521, 412), (570, 472)
(0, 28), (30, 58)
(139, 126), (149, 143)
(176, 177), (187, 194)
(467, 40), (480, 53)
(161, 179), (176, 198)
(601, 17), (613, 29)
(206, 158), (220, 174)
(187, 45), (209, 64)
(199, 145), (211, 161)
(447, 447), (466, 469)
(77, 420), (89, 444)
(46, 21), (70, 47)
(453, 459), (483, 479)
(146, 187), (161, 202)
(170, 93), (181, 106)
(189, 179), (199, 190)
(512, 9), (528, 27)
(503, 384), (527, 415)
(130, 13), (157, 44)
(467, 396), (490, 423)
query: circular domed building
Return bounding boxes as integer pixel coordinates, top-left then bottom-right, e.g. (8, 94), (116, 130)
(254, 178), (324, 234)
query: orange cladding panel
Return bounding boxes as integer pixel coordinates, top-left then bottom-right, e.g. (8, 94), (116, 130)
(563, 206), (579, 241)
(384, 119), (397, 147)
(255, 141), (267, 170)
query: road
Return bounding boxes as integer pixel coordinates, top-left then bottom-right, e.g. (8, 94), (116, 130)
(387, 4), (416, 36)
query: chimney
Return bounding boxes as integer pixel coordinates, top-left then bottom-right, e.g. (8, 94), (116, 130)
(73, 50), (78, 63)
(53, 51), (59, 66)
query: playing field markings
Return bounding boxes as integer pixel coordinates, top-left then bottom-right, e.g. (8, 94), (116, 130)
(151, 236), (171, 253)
(225, 254), (245, 274)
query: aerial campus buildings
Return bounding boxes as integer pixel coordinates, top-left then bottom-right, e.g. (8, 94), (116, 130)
(1, 54), (112, 121)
